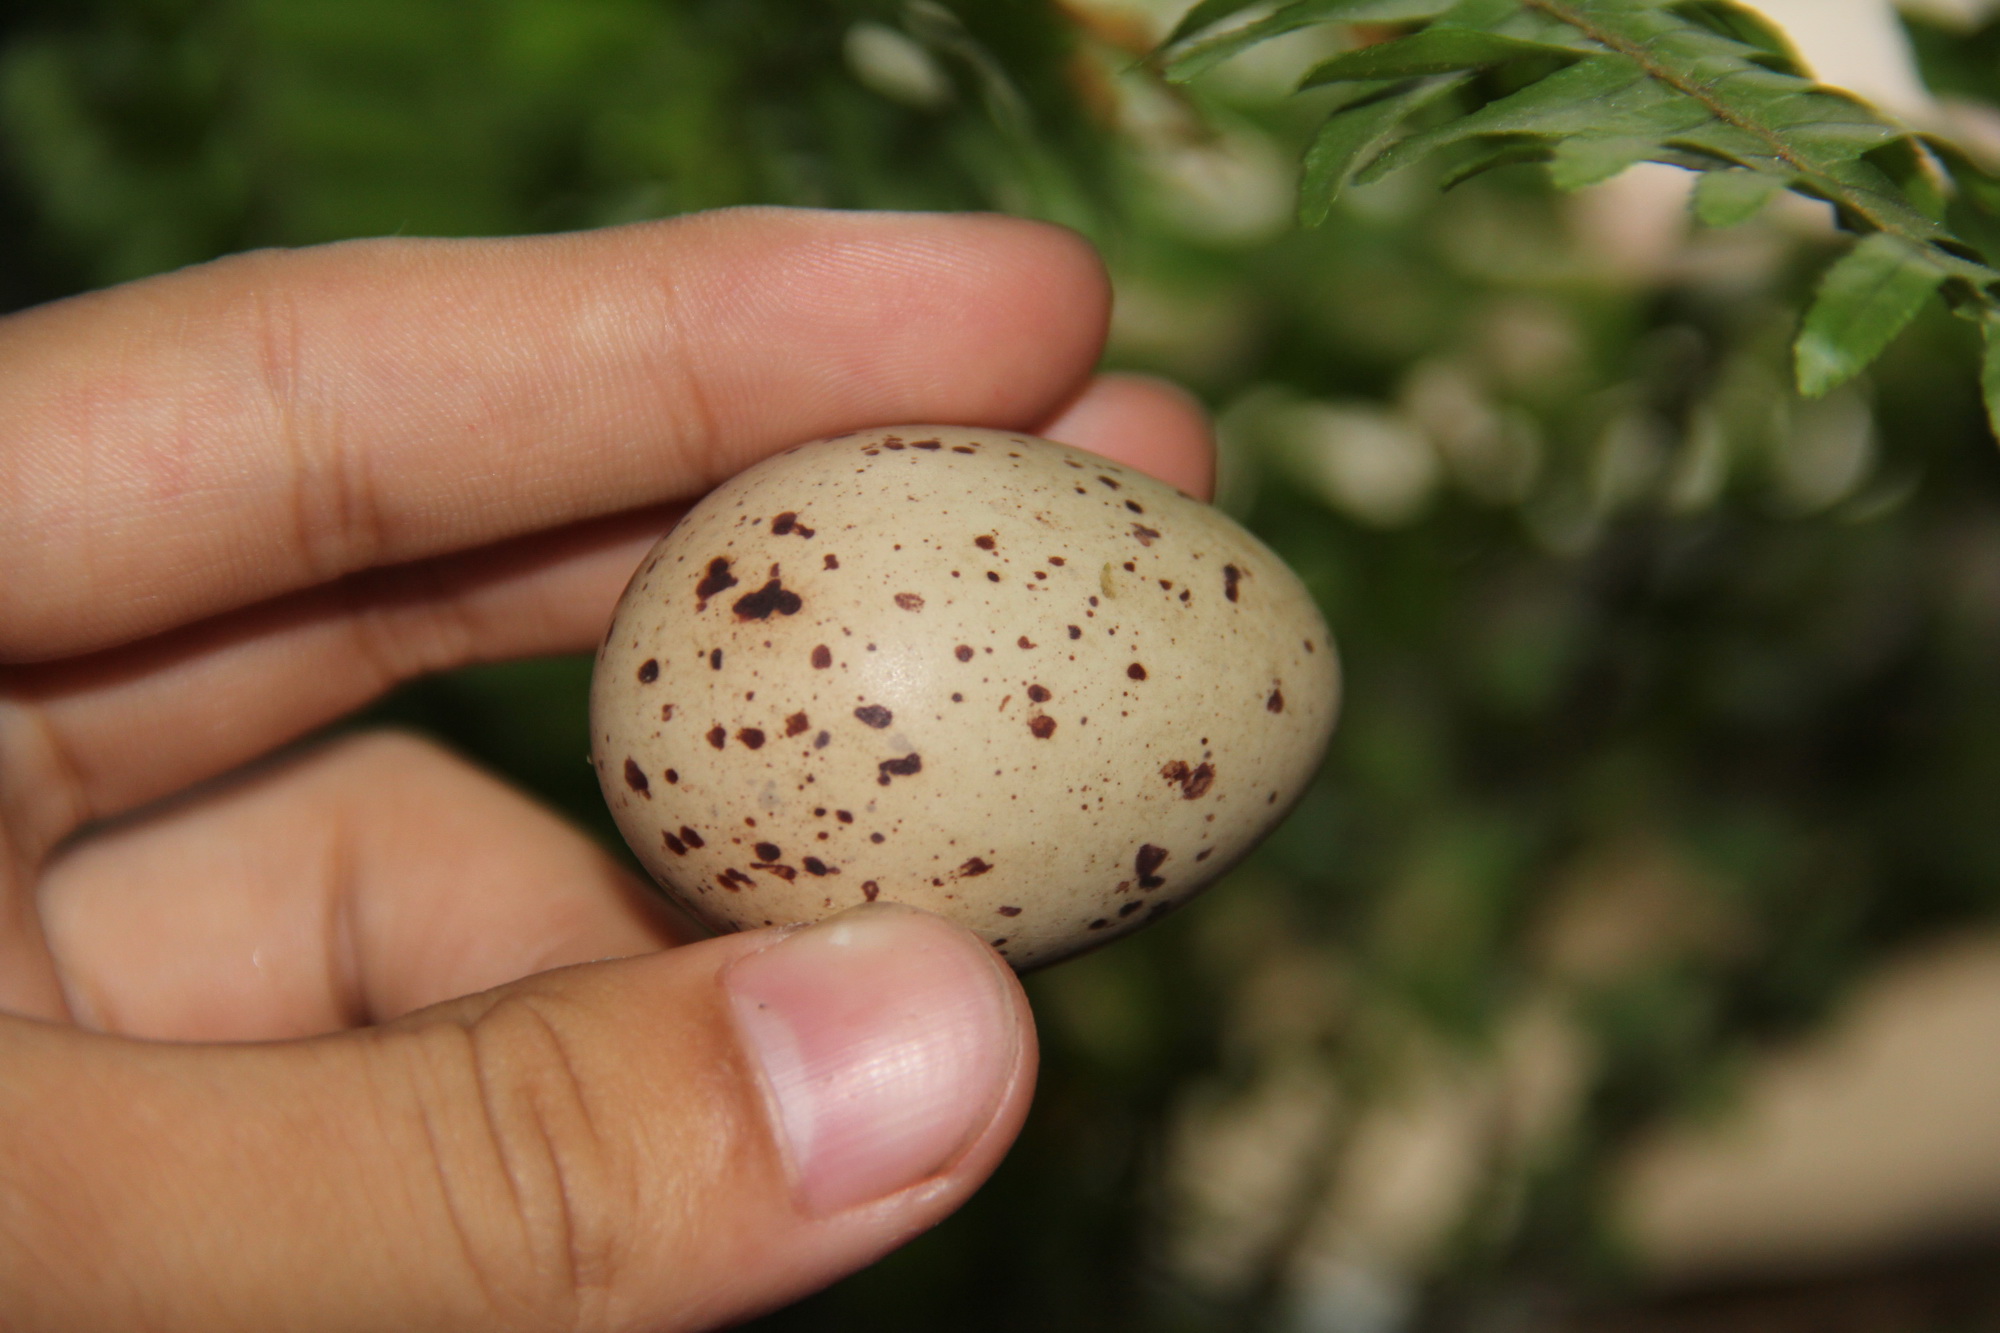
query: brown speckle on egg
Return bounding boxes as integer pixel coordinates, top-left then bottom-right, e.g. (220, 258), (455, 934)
(1136, 844), (1169, 889)
(695, 558), (738, 607)
(877, 754), (923, 784)
(1161, 760), (1215, 800)
(732, 577), (802, 621)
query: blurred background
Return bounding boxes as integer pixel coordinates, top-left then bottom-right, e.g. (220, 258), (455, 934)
(9, 1), (2000, 1328)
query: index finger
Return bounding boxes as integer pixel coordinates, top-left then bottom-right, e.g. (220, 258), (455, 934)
(0, 208), (1112, 662)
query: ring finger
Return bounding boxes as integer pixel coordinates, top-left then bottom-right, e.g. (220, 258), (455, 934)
(37, 730), (686, 1039)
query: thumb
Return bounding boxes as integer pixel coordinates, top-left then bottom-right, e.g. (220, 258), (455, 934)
(0, 903), (1035, 1332)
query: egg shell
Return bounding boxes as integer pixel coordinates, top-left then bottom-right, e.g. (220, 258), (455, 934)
(590, 426), (1338, 969)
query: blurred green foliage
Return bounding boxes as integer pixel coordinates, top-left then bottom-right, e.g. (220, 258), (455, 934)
(8, 2), (2000, 1328)
(0, 0), (1108, 283)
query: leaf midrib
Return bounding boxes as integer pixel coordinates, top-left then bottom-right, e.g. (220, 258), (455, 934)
(1522, 0), (1917, 243)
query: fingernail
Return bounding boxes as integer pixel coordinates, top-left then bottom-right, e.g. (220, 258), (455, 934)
(722, 904), (1021, 1216)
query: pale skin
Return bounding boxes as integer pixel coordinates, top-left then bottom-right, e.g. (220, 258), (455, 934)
(0, 208), (1214, 1331)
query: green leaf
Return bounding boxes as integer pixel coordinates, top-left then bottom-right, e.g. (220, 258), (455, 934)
(1299, 28), (1577, 84)
(1795, 233), (1948, 397)
(1437, 136), (1553, 189)
(1692, 168), (1783, 226)
(1164, 0), (1452, 83)
(1863, 138), (1948, 222)
(1923, 135), (2000, 220)
(1358, 55), (1678, 184)
(1299, 76), (1471, 222)
(1677, 0), (1811, 77)
(1549, 134), (1658, 189)
(1984, 320), (2000, 443)
(1163, 0), (1266, 47)
(1922, 136), (2000, 267)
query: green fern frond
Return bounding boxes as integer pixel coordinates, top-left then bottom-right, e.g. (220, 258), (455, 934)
(1158, 0), (2000, 432)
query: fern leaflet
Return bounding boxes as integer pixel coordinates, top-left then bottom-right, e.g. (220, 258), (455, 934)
(1158, 0), (2000, 430)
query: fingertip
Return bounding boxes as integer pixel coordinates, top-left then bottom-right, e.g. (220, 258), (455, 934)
(1038, 372), (1217, 501)
(720, 903), (1034, 1219)
(663, 209), (1114, 470)
(521, 905), (1036, 1324)
(871, 211), (1113, 431)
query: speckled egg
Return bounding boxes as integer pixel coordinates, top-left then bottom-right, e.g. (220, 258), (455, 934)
(590, 426), (1338, 969)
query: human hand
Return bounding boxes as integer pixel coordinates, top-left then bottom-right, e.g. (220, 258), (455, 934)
(0, 208), (1213, 1331)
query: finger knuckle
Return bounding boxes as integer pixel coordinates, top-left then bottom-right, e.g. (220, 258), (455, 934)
(642, 265), (729, 488)
(222, 253), (390, 585)
(403, 995), (629, 1332)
